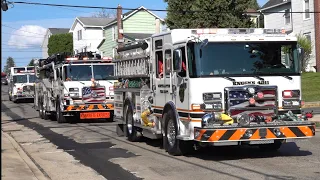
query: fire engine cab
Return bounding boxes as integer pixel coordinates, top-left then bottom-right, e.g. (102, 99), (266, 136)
(8, 66), (36, 103)
(34, 52), (116, 123)
(113, 28), (316, 156)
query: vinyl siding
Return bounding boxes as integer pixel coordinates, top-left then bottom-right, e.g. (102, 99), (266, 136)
(98, 9), (164, 58)
(99, 25), (118, 57)
(123, 10), (159, 33)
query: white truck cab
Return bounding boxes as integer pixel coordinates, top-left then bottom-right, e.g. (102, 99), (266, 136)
(113, 28), (316, 156)
(34, 52), (116, 123)
(8, 66), (35, 103)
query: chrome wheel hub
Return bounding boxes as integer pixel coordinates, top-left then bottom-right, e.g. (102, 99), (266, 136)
(167, 119), (176, 147)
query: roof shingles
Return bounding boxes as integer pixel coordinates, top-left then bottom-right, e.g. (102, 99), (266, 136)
(261, 0), (291, 10)
(48, 28), (70, 35)
(77, 17), (114, 27)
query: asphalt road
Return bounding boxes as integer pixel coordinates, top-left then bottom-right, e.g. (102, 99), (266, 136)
(1, 85), (320, 180)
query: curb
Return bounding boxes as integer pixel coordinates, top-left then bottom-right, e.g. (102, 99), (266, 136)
(2, 131), (50, 180)
(302, 102), (320, 108)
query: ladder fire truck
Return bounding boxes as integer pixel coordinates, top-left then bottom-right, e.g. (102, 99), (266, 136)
(113, 28), (316, 156)
(34, 52), (116, 123)
(8, 66), (36, 103)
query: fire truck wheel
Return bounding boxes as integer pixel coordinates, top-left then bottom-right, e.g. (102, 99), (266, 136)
(125, 104), (141, 142)
(56, 100), (67, 123)
(43, 109), (49, 120)
(258, 140), (283, 151)
(39, 100), (44, 119)
(163, 109), (193, 156)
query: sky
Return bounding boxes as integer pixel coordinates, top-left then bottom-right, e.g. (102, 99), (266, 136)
(1, 0), (268, 70)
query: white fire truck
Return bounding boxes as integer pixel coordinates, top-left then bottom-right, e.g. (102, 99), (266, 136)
(34, 52), (116, 123)
(113, 28), (316, 156)
(8, 66), (36, 103)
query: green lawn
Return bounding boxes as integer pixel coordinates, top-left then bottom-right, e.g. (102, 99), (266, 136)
(301, 72), (320, 102)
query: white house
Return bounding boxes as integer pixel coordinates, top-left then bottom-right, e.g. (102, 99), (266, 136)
(69, 17), (113, 54)
(41, 28), (70, 58)
(260, 0), (318, 72)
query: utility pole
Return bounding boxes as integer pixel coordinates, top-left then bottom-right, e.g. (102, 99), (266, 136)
(1, 0), (8, 11)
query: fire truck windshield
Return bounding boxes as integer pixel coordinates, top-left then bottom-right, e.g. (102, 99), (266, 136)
(187, 41), (300, 78)
(29, 74), (36, 83)
(13, 75), (27, 83)
(64, 64), (115, 81)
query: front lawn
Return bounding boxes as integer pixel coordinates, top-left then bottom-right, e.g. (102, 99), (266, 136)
(301, 72), (320, 102)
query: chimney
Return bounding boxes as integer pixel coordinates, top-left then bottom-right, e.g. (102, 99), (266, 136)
(155, 19), (160, 33)
(117, 4), (124, 44)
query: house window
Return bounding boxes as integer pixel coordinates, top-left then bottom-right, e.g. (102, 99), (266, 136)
(304, 32), (311, 43)
(303, 0), (310, 19)
(77, 30), (82, 40)
(284, 9), (291, 24)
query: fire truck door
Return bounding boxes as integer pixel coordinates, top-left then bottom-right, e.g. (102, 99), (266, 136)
(153, 38), (167, 112)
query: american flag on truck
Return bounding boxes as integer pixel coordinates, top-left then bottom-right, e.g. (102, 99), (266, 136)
(82, 86), (106, 103)
(228, 89), (277, 117)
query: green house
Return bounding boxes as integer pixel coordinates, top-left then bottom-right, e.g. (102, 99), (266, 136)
(97, 6), (165, 58)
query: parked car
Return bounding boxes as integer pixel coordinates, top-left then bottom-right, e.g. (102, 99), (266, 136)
(1, 77), (8, 85)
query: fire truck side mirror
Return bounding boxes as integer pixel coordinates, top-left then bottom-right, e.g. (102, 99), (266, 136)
(173, 49), (182, 72)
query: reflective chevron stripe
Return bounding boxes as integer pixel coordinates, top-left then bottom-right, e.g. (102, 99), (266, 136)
(194, 125), (315, 142)
(63, 104), (114, 111)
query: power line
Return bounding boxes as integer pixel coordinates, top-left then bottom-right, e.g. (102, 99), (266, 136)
(2, 50), (42, 52)
(2, 24), (47, 36)
(2, 31), (44, 38)
(9, 1), (320, 14)
(2, 43), (40, 48)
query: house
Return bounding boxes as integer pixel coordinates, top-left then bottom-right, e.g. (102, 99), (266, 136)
(41, 28), (70, 58)
(97, 6), (165, 58)
(259, 0), (319, 72)
(69, 17), (113, 54)
(245, 9), (261, 28)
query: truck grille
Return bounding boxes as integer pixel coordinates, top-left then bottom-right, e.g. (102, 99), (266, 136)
(225, 86), (278, 119)
(23, 85), (34, 92)
(82, 86), (106, 103)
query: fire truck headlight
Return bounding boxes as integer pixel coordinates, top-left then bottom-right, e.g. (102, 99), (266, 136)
(236, 113), (251, 126)
(203, 92), (221, 101)
(201, 113), (220, 127)
(69, 93), (79, 97)
(69, 87), (79, 91)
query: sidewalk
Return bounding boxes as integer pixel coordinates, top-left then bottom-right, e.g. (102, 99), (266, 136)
(1, 131), (49, 180)
(302, 101), (320, 108)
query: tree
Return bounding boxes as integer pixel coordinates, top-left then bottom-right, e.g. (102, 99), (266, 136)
(48, 33), (73, 56)
(28, 59), (35, 66)
(296, 34), (312, 72)
(92, 8), (116, 18)
(3, 56), (15, 74)
(164, 0), (258, 29)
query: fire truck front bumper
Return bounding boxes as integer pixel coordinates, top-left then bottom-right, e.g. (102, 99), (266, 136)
(62, 103), (114, 119)
(14, 94), (34, 99)
(193, 122), (316, 144)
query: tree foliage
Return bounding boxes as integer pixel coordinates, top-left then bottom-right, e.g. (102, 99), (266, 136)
(48, 33), (73, 56)
(164, 0), (259, 29)
(92, 8), (116, 18)
(28, 59), (35, 66)
(296, 34), (312, 72)
(3, 57), (15, 75)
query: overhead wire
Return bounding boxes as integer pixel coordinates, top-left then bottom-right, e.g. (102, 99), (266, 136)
(8, 1), (320, 14)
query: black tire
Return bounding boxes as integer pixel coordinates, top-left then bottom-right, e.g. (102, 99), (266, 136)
(39, 100), (44, 119)
(125, 103), (141, 142)
(43, 109), (49, 120)
(258, 140), (283, 151)
(163, 109), (194, 156)
(56, 99), (67, 123)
